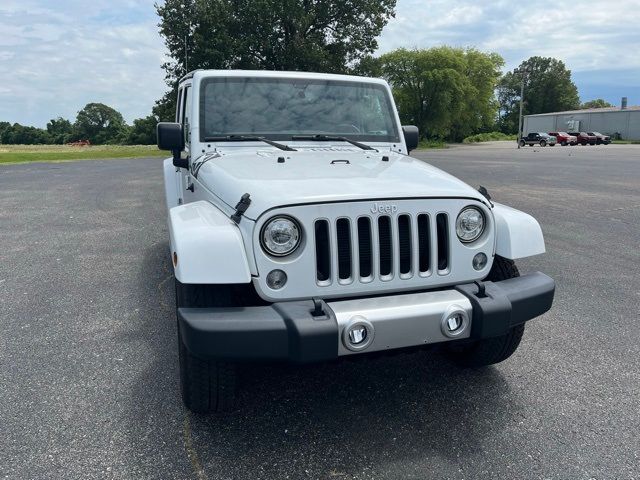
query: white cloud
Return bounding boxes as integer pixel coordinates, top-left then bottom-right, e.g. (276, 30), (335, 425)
(378, 0), (640, 73)
(0, 0), (168, 127)
(0, 0), (638, 126)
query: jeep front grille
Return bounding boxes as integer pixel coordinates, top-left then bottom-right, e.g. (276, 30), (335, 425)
(314, 213), (450, 285)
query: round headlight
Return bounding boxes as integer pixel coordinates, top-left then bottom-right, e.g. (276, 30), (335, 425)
(260, 216), (301, 256)
(456, 207), (485, 243)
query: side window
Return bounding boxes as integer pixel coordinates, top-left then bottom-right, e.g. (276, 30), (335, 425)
(183, 86), (192, 145)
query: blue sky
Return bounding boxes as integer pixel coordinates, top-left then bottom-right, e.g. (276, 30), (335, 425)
(1, 0), (638, 127)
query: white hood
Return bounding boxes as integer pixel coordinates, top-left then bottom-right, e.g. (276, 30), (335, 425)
(195, 147), (486, 219)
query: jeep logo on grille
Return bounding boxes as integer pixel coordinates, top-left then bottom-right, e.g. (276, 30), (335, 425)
(370, 203), (398, 214)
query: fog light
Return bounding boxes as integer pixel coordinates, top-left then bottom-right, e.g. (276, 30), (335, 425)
(342, 317), (375, 352)
(447, 314), (463, 332)
(472, 252), (488, 271)
(440, 306), (469, 338)
(348, 326), (367, 345)
(266, 269), (287, 290)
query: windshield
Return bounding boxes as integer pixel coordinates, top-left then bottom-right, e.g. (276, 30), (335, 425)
(199, 77), (400, 143)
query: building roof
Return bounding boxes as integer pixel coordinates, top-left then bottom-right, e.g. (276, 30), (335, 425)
(526, 106), (640, 117)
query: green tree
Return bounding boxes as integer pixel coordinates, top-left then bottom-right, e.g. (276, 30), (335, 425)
(378, 47), (504, 141)
(125, 115), (158, 145)
(581, 98), (614, 109)
(156, 0), (397, 115)
(0, 121), (10, 143)
(498, 57), (580, 133)
(73, 103), (127, 144)
(153, 89), (178, 123)
(0, 123), (51, 144)
(46, 117), (73, 144)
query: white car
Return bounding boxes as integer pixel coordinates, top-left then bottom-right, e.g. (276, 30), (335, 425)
(158, 70), (555, 413)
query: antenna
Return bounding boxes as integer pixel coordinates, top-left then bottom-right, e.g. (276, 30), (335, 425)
(184, 34), (188, 74)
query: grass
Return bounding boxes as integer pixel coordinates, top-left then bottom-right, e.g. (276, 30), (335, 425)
(0, 144), (166, 164)
(611, 139), (640, 145)
(462, 132), (517, 143)
(416, 139), (448, 149)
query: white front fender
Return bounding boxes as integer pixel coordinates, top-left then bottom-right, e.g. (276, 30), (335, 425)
(493, 203), (546, 259)
(169, 201), (251, 284)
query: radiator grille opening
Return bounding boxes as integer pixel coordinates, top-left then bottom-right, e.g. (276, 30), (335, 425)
(378, 216), (392, 276)
(357, 217), (372, 278)
(336, 218), (352, 280)
(315, 220), (331, 282)
(311, 203), (464, 287)
(417, 214), (430, 273)
(398, 214), (412, 275)
(436, 213), (449, 271)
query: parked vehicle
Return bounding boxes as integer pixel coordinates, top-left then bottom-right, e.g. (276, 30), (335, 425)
(569, 132), (597, 145)
(549, 132), (577, 146)
(587, 132), (611, 145)
(158, 70), (555, 413)
(519, 132), (557, 147)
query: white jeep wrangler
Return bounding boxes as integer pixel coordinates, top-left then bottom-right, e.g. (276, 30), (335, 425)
(157, 70), (555, 413)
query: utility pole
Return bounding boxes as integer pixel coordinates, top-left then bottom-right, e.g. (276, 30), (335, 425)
(517, 67), (531, 149)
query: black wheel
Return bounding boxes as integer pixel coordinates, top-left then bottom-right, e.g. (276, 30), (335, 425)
(448, 256), (525, 368)
(549, 143), (555, 147)
(178, 328), (236, 413)
(176, 280), (237, 413)
(539, 140), (547, 147)
(518, 139), (525, 147)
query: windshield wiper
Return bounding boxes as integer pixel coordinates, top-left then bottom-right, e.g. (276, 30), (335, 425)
(204, 135), (296, 151)
(291, 134), (375, 151)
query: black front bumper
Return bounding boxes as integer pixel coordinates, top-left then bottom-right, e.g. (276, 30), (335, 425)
(178, 272), (555, 362)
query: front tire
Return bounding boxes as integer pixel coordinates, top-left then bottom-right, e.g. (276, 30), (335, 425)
(178, 328), (236, 413)
(519, 140), (525, 147)
(176, 281), (237, 413)
(539, 140), (547, 147)
(448, 256), (525, 367)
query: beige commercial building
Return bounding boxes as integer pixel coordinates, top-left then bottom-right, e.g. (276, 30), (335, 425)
(523, 105), (640, 140)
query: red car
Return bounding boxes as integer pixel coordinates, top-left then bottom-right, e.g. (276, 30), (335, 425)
(568, 132), (596, 145)
(549, 132), (577, 146)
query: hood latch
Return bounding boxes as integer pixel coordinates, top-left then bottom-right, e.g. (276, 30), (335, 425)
(231, 193), (251, 224)
(477, 185), (493, 207)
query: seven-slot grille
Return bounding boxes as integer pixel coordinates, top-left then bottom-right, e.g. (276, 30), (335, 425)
(314, 213), (450, 285)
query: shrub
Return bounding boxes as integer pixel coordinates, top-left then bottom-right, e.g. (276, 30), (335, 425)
(463, 132), (517, 143)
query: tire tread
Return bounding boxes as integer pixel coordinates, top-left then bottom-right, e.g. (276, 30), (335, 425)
(450, 256), (525, 368)
(176, 281), (237, 413)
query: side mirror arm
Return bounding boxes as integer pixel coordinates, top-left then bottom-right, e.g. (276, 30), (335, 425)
(173, 150), (188, 169)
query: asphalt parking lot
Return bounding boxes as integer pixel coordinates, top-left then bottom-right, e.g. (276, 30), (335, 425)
(1, 142), (639, 479)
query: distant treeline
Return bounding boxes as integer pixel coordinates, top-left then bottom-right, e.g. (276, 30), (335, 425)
(0, 103), (157, 145)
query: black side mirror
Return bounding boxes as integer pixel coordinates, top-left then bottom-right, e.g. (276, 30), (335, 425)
(157, 122), (187, 169)
(402, 125), (419, 152)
